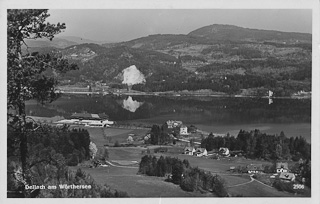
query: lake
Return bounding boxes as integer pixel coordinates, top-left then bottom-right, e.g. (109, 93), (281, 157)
(26, 94), (311, 142)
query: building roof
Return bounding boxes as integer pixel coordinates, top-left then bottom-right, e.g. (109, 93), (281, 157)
(184, 147), (195, 151)
(276, 162), (289, 169)
(195, 148), (206, 153)
(279, 172), (295, 180)
(71, 113), (109, 120)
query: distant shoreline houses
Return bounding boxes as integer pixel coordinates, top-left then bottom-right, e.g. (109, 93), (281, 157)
(184, 147), (208, 157)
(55, 112), (114, 127)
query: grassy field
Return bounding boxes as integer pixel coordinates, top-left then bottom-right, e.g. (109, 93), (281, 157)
(85, 127), (148, 147)
(107, 147), (146, 162)
(69, 165), (208, 197)
(227, 180), (293, 197)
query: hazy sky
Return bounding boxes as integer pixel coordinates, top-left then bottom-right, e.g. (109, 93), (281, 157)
(47, 9), (311, 42)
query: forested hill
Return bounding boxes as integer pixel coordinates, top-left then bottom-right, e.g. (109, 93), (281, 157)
(188, 24), (311, 42)
(26, 24), (312, 97)
(119, 24), (311, 50)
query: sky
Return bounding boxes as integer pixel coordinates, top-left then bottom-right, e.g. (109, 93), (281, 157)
(46, 9), (312, 42)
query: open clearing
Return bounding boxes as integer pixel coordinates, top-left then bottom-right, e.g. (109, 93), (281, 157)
(86, 127), (148, 146)
(69, 165), (208, 197)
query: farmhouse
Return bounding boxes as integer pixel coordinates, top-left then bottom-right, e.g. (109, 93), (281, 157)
(219, 147), (230, 156)
(165, 173), (172, 181)
(180, 125), (188, 135)
(127, 135), (134, 144)
(279, 172), (296, 182)
(247, 164), (263, 174)
(276, 162), (289, 173)
(184, 147), (195, 155)
(194, 148), (208, 157)
(144, 133), (151, 140)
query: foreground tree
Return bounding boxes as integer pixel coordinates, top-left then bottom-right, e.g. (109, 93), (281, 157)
(7, 9), (77, 181)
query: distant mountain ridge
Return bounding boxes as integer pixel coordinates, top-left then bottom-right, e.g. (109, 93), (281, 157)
(57, 36), (111, 45)
(188, 24), (311, 42)
(24, 36), (111, 49)
(29, 24), (311, 97)
(24, 38), (78, 49)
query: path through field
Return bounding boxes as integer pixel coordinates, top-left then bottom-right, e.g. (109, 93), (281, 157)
(105, 160), (138, 169)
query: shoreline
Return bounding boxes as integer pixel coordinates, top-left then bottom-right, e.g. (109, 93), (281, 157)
(55, 90), (311, 100)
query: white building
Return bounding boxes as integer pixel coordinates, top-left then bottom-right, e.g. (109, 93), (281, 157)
(180, 125), (188, 135)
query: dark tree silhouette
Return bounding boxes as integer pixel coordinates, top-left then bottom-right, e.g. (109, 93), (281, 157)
(7, 9), (77, 182)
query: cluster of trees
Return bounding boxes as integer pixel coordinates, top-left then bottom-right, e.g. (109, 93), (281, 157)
(144, 124), (176, 145)
(133, 78), (229, 93)
(202, 45), (262, 59)
(263, 42), (312, 51)
(7, 123), (128, 197)
(133, 62), (310, 95)
(201, 130), (311, 160)
(145, 123), (197, 145)
(7, 161), (128, 198)
(138, 155), (228, 196)
(287, 159), (312, 188)
(180, 55), (207, 63)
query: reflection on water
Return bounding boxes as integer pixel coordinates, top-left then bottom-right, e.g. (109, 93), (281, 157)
(122, 96), (144, 113)
(25, 94), (311, 139)
(269, 98), (273, 105)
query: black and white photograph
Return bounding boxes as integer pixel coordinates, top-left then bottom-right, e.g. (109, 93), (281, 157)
(2, 0), (319, 202)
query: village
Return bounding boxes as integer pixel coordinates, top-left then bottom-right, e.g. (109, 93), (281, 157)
(51, 112), (310, 196)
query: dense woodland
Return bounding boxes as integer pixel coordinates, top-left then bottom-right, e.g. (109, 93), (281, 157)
(201, 130), (311, 160)
(138, 155), (228, 197)
(7, 124), (128, 197)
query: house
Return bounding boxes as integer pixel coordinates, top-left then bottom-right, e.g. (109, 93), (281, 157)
(127, 135), (134, 144)
(165, 173), (172, 181)
(194, 148), (208, 157)
(144, 134), (151, 143)
(184, 147), (195, 155)
(219, 147), (230, 156)
(279, 172), (296, 182)
(247, 164), (263, 174)
(180, 125), (188, 135)
(229, 166), (236, 172)
(276, 162), (289, 173)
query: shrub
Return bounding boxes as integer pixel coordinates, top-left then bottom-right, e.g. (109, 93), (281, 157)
(212, 175), (228, 197)
(114, 141), (120, 147)
(180, 176), (196, 192)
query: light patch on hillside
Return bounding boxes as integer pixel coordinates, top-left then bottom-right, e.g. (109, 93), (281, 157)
(122, 65), (146, 86)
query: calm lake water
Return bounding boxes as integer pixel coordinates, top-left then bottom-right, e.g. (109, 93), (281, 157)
(26, 94), (311, 142)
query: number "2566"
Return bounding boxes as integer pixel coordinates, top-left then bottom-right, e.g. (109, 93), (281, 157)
(293, 184), (304, 189)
